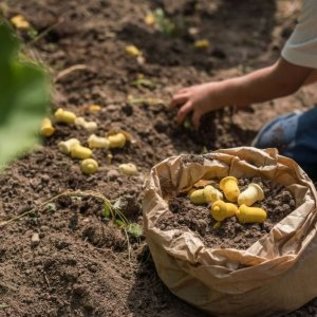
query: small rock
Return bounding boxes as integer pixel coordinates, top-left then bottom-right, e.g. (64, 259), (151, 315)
(31, 233), (40, 247)
(107, 169), (120, 181)
(289, 199), (296, 209)
(197, 218), (207, 228)
(233, 236), (242, 243)
(40, 174), (50, 182)
(55, 240), (70, 250)
(270, 200), (280, 207)
(106, 105), (117, 112)
(234, 223), (243, 231)
(281, 191), (292, 203)
(244, 230), (252, 238)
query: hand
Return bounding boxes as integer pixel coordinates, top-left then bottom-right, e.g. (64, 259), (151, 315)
(170, 82), (225, 128)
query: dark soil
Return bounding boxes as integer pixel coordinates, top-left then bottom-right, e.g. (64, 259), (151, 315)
(0, 0), (317, 316)
(159, 177), (295, 250)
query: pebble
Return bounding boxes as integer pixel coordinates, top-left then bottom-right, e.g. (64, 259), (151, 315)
(106, 105), (117, 112)
(289, 199), (296, 208)
(40, 174), (50, 182)
(244, 230), (252, 238)
(31, 233), (40, 247)
(107, 169), (120, 181)
(40, 225), (50, 232)
(233, 236), (242, 243)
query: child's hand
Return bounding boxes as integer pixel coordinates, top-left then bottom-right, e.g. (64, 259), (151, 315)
(170, 82), (225, 128)
(171, 58), (312, 129)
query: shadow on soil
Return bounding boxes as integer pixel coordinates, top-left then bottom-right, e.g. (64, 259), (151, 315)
(168, 109), (258, 155)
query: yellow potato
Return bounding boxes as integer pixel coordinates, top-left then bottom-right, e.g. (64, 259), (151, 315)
(80, 158), (98, 174)
(40, 118), (55, 137)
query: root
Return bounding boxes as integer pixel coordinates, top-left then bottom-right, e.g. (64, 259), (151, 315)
(54, 64), (90, 82)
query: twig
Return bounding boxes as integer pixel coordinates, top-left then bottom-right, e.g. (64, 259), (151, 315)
(26, 18), (64, 46)
(54, 64), (90, 82)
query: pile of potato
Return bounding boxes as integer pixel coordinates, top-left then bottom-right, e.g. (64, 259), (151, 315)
(40, 107), (138, 176)
(189, 176), (266, 224)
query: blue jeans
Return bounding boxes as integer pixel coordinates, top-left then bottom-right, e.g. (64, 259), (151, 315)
(252, 107), (317, 179)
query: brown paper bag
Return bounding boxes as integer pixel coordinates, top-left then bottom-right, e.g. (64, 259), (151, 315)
(143, 147), (317, 317)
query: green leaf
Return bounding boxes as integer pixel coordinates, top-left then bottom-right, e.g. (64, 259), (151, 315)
(154, 8), (176, 36)
(0, 22), (49, 169)
(127, 223), (143, 238)
(115, 219), (125, 228)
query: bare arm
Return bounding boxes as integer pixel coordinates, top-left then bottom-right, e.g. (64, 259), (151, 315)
(304, 70), (317, 86)
(171, 58), (313, 127)
(223, 58), (313, 107)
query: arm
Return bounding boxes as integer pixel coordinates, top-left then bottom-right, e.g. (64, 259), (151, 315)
(171, 58), (313, 128)
(223, 58), (312, 106)
(304, 70), (317, 86)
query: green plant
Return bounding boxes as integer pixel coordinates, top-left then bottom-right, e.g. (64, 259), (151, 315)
(104, 197), (143, 238)
(0, 21), (49, 169)
(153, 8), (176, 36)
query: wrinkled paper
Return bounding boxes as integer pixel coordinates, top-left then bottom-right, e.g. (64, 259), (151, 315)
(143, 147), (317, 316)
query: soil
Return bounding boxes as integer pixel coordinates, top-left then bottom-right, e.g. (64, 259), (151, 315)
(0, 0), (317, 316)
(158, 177), (295, 250)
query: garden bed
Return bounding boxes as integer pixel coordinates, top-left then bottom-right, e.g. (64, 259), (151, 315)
(1, 0), (317, 316)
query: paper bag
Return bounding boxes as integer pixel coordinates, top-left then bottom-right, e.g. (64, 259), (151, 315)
(143, 147), (317, 316)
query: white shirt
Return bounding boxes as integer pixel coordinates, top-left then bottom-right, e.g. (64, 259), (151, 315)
(282, 0), (317, 69)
